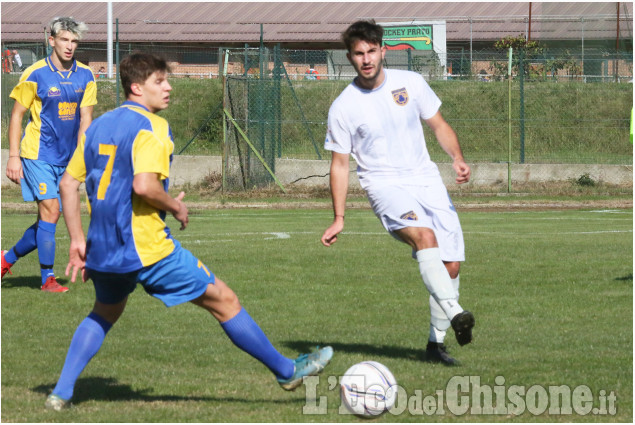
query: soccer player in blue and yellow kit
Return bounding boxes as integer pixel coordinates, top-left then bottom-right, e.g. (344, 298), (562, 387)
(44, 52), (332, 410)
(2, 17), (97, 292)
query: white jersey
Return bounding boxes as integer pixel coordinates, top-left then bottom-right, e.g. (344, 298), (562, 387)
(325, 68), (442, 189)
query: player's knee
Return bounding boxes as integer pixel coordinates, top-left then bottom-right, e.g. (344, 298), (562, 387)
(197, 281), (242, 321)
(399, 227), (438, 251)
(414, 228), (438, 250)
(38, 200), (61, 223)
(221, 286), (240, 310)
(444, 261), (460, 279)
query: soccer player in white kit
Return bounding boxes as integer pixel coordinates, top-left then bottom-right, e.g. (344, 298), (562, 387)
(321, 20), (475, 365)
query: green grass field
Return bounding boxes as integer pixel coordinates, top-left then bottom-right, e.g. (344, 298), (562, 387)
(1, 206), (632, 422)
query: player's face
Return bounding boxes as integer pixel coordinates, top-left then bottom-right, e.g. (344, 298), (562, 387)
(136, 71), (172, 113)
(347, 40), (386, 90)
(49, 30), (79, 66)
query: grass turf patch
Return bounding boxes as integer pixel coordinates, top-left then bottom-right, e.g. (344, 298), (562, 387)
(1, 207), (632, 422)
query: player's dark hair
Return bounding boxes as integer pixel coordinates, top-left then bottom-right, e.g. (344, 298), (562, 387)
(120, 52), (171, 98)
(342, 20), (384, 52)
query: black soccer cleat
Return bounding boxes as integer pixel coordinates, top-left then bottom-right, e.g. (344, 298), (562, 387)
(451, 310), (475, 346)
(426, 341), (459, 366)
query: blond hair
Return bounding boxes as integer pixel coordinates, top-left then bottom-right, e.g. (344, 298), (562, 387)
(49, 16), (88, 40)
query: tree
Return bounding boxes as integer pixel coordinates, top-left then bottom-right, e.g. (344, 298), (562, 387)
(489, 35), (543, 80)
(544, 50), (582, 81)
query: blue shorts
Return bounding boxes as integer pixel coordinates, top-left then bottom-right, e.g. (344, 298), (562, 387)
(20, 158), (65, 203)
(89, 243), (214, 307)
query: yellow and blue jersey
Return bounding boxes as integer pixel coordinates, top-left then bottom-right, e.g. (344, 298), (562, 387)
(66, 101), (176, 273)
(10, 55), (97, 166)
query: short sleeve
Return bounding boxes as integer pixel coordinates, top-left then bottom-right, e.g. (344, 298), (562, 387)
(80, 80), (98, 108)
(132, 129), (170, 180)
(415, 76), (442, 120)
(9, 79), (37, 109)
(324, 104), (352, 154)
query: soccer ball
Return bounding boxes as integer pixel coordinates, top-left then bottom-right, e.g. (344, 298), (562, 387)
(340, 361), (397, 418)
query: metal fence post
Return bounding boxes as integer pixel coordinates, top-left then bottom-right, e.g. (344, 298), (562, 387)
(507, 47), (513, 193)
(519, 49), (525, 164)
(115, 18), (120, 106)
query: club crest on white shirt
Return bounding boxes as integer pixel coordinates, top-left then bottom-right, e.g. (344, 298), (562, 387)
(391, 87), (409, 106)
(400, 210), (418, 221)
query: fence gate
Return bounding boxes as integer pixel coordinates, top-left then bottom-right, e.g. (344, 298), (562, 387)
(222, 45), (286, 192)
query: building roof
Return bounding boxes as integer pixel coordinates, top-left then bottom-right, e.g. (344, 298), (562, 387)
(1, 1), (632, 46)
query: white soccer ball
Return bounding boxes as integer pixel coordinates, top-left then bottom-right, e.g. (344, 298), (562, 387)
(340, 361), (397, 418)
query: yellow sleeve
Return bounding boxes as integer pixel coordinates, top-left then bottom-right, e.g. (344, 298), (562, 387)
(66, 134), (87, 182)
(132, 130), (170, 180)
(80, 80), (98, 108)
(9, 80), (37, 109)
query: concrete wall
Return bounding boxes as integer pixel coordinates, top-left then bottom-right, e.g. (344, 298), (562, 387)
(272, 158), (633, 189)
(1, 150), (632, 190)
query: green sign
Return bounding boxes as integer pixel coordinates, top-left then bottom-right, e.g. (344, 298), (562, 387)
(383, 25), (433, 50)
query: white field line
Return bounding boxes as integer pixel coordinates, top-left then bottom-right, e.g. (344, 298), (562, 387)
(49, 227), (633, 244)
(176, 228), (632, 243)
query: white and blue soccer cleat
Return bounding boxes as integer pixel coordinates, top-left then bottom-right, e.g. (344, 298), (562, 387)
(45, 394), (70, 411)
(278, 346), (333, 391)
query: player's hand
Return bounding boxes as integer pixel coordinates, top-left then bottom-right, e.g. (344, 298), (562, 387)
(173, 191), (188, 230)
(453, 158), (471, 184)
(321, 219), (344, 247)
(66, 240), (87, 283)
(6, 156), (23, 184)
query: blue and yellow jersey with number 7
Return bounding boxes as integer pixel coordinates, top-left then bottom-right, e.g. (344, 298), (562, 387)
(10, 55), (97, 166)
(66, 101), (176, 273)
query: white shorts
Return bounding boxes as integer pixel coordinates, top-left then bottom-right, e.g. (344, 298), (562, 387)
(366, 182), (465, 262)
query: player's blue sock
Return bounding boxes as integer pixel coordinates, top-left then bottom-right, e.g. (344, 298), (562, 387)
(5, 222), (39, 264)
(52, 312), (112, 401)
(36, 220), (56, 284)
(220, 307), (294, 380)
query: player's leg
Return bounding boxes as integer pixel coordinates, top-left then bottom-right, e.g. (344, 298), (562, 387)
(37, 197), (64, 291)
(367, 184), (463, 319)
(192, 279), (333, 390)
(395, 226), (464, 319)
(415, 183), (473, 348)
(46, 271), (136, 410)
(141, 243), (332, 390)
(2, 221), (37, 278)
(191, 279), (295, 380)
(2, 159), (45, 278)
(427, 261), (462, 365)
(367, 184), (473, 348)
(8, 159), (66, 291)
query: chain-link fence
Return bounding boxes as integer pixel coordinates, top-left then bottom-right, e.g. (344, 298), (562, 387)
(2, 43), (632, 192)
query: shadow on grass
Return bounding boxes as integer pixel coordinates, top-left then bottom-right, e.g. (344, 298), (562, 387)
(32, 377), (300, 406)
(615, 273), (632, 281)
(283, 340), (428, 362)
(0, 275), (45, 290)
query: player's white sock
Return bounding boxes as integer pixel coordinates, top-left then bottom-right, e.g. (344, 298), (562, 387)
(429, 323), (447, 343)
(429, 295), (449, 339)
(452, 274), (460, 299)
(429, 273), (461, 343)
(429, 273), (462, 343)
(416, 248), (463, 320)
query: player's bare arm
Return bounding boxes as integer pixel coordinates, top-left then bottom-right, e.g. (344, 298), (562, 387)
(6, 101), (28, 184)
(59, 171), (87, 282)
(424, 111), (471, 184)
(132, 172), (188, 230)
(77, 105), (93, 146)
(321, 151), (349, 247)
